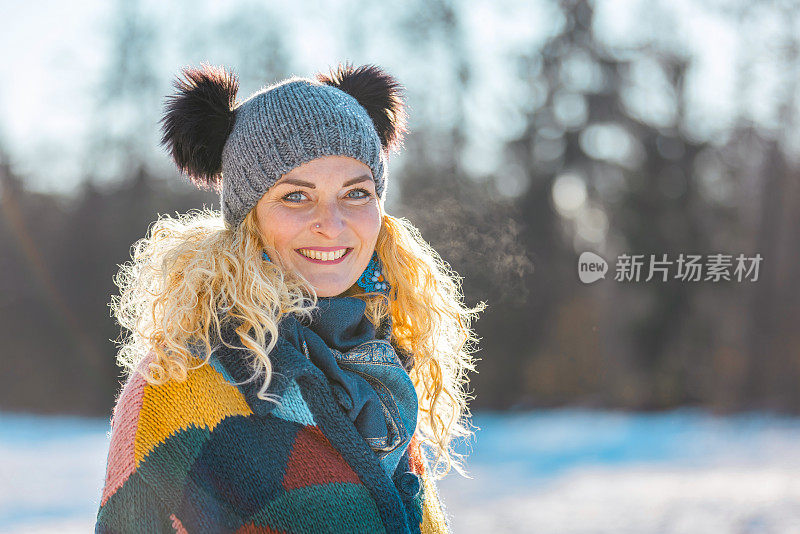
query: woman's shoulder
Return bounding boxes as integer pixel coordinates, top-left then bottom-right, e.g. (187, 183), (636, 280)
(107, 352), (252, 457)
(100, 350), (254, 506)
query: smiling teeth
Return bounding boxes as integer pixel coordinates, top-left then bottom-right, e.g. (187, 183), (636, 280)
(299, 248), (348, 261)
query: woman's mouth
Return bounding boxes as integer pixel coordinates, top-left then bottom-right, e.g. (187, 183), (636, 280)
(295, 247), (353, 264)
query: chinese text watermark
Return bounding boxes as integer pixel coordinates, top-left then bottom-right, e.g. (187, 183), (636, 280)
(578, 252), (762, 284)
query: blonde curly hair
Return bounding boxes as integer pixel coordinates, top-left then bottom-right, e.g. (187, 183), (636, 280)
(111, 205), (484, 478)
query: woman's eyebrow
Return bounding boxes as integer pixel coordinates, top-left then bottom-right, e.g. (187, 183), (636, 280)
(274, 174), (373, 189)
(343, 175), (373, 187)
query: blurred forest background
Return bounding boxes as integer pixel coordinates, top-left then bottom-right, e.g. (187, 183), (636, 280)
(1, 0), (799, 418)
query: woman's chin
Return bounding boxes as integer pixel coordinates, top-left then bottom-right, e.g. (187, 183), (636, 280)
(310, 280), (354, 298)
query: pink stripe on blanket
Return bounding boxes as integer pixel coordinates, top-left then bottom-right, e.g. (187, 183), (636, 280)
(99, 353), (153, 506)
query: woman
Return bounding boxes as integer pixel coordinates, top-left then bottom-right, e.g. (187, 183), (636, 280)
(95, 61), (483, 533)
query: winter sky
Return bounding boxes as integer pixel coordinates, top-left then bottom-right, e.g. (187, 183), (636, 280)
(0, 0), (769, 195)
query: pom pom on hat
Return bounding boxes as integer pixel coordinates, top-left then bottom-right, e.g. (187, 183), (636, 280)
(316, 62), (408, 153)
(159, 63), (239, 191)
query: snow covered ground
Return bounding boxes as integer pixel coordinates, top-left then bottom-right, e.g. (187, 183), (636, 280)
(1, 408), (799, 533)
(437, 409), (800, 533)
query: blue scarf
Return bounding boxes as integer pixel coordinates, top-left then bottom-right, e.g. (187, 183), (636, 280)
(281, 296), (418, 477)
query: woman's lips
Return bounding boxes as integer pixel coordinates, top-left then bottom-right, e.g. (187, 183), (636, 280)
(295, 247), (353, 265)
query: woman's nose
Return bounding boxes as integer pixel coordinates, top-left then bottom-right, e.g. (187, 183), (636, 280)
(311, 201), (346, 236)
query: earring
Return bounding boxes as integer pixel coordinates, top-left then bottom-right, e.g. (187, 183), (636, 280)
(357, 251), (391, 295)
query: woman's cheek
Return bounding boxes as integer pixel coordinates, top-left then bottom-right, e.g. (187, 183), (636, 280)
(271, 205), (309, 225)
(259, 207), (303, 248)
(347, 202), (381, 225)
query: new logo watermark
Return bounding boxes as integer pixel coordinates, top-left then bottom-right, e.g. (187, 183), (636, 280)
(578, 252), (608, 284)
(578, 253), (763, 284)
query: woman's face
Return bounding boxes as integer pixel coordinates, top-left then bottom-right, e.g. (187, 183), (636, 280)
(255, 155), (382, 298)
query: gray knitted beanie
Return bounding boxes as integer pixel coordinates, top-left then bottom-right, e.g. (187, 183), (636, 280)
(159, 62), (408, 228)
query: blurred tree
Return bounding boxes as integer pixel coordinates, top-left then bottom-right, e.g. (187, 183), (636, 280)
(497, 0), (725, 409)
(198, 2), (292, 88)
(82, 0), (164, 183)
(391, 0), (535, 408)
(0, 152), (110, 413)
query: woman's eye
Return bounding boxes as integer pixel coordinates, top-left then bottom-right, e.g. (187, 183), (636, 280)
(282, 190), (307, 202)
(347, 188), (372, 199)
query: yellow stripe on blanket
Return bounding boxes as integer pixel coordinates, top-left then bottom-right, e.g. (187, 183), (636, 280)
(135, 363), (252, 464)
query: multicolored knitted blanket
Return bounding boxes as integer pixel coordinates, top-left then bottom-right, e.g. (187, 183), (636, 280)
(95, 315), (451, 533)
